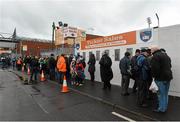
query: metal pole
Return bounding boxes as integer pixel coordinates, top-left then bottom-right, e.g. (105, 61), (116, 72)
(52, 22), (55, 51)
(73, 37), (75, 56)
(156, 13), (159, 27)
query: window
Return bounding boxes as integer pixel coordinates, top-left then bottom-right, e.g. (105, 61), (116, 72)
(115, 49), (120, 61)
(96, 51), (100, 61)
(82, 52), (86, 60)
(126, 48), (133, 56)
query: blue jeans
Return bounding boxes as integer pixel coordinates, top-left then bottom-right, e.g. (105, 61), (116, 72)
(155, 80), (170, 112)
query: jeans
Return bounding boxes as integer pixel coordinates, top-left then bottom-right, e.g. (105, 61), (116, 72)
(49, 68), (55, 80)
(155, 80), (170, 112)
(121, 74), (130, 94)
(30, 69), (38, 82)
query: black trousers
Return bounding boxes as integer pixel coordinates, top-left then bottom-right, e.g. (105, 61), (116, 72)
(137, 80), (148, 105)
(89, 72), (95, 82)
(121, 74), (130, 94)
(103, 80), (111, 89)
(132, 77), (138, 92)
(59, 72), (66, 84)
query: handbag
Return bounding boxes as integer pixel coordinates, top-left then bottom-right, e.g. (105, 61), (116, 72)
(149, 79), (159, 93)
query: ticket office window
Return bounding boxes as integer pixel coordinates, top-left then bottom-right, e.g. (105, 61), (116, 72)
(96, 51), (100, 61)
(115, 49), (120, 61)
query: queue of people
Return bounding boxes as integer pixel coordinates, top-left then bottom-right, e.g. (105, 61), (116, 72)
(119, 46), (173, 113)
(8, 45), (172, 113)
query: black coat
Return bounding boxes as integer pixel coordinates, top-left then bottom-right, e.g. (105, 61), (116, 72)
(119, 56), (131, 76)
(151, 50), (173, 81)
(48, 57), (56, 69)
(99, 54), (113, 82)
(88, 56), (96, 73)
(30, 58), (39, 71)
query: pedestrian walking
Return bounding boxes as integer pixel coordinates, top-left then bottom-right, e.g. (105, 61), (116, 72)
(99, 51), (113, 90)
(150, 46), (173, 113)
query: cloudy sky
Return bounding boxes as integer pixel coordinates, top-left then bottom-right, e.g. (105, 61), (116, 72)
(0, 0), (180, 40)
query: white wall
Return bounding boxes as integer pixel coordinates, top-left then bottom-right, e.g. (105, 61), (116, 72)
(80, 40), (157, 86)
(80, 24), (180, 97)
(157, 25), (180, 96)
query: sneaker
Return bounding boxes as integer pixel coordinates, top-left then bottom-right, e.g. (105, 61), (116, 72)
(79, 84), (83, 86)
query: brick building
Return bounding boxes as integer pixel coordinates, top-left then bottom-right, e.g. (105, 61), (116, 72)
(16, 38), (55, 57)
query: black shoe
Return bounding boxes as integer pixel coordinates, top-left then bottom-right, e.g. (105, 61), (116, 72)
(102, 87), (106, 90)
(132, 89), (137, 93)
(121, 93), (130, 96)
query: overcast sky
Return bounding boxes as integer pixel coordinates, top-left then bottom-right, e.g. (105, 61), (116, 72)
(0, 0), (180, 40)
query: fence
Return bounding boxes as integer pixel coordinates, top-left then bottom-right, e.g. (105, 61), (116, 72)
(40, 47), (74, 57)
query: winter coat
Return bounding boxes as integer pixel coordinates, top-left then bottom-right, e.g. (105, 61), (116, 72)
(88, 56), (96, 73)
(48, 57), (56, 69)
(137, 54), (151, 81)
(57, 56), (67, 72)
(119, 56), (131, 76)
(151, 50), (173, 81)
(76, 62), (85, 79)
(30, 58), (39, 71)
(99, 54), (113, 82)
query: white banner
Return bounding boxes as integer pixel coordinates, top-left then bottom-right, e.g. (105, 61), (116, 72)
(63, 26), (77, 38)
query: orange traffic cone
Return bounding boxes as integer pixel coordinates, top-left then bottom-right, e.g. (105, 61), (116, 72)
(40, 70), (45, 81)
(61, 76), (69, 93)
(27, 67), (31, 75)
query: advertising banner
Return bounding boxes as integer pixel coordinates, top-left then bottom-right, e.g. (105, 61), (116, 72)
(81, 31), (136, 50)
(136, 28), (153, 43)
(22, 45), (27, 51)
(64, 26), (77, 38)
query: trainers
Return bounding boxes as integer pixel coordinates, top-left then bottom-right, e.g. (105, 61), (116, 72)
(79, 84), (83, 86)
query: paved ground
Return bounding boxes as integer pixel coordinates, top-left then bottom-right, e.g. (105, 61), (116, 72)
(0, 69), (128, 121)
(5, 68), (180, 121)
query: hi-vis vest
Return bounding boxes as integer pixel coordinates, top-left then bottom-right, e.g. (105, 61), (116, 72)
(17, 59), (22, 65)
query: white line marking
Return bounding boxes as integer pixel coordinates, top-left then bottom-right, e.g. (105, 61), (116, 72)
(112, 112), (136, 122)
(37, 103), (49, 114)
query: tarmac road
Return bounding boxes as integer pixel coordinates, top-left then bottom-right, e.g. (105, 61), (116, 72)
(0, 69), (129, 121)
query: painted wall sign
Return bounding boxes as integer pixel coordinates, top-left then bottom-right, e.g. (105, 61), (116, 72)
(81, 31), (136, 50)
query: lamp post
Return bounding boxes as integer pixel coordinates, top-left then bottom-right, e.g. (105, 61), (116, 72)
(147, 17), (152, 28)
(52, 22), (55, 50)
(155, 13), (159, 27)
